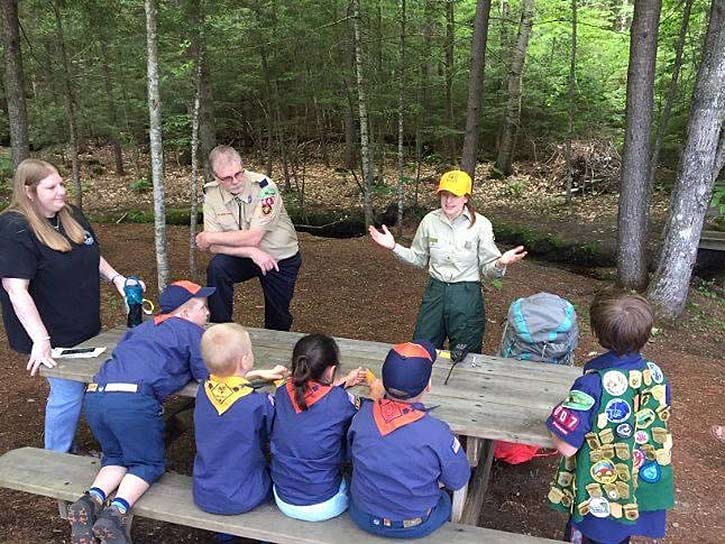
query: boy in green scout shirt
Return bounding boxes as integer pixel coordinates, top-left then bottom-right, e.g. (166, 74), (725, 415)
(546, 292), (674, 544)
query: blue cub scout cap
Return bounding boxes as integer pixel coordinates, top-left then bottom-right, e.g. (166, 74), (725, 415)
(159, 280), (216, 314)
(381, 339), (437, 399)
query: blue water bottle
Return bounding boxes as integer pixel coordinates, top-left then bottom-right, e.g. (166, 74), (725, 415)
(124, 276), (144, 327)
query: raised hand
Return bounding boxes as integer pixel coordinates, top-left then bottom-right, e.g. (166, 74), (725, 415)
(498, 245), (527, 267)
(368, 224), (395, 250)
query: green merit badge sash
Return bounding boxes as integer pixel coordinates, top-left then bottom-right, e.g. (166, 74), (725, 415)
(548, 360), (675, 524)
(204, 375), (254, 416)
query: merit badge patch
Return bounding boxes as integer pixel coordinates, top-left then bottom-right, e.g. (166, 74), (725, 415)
(259, 184), (276, 199)
(615, 422), (633, 439)
(562, 390), (596, 411)
(634, 430), (649, 445)
(452, 437), (461, 454)
(588, 497), (612, 518)
(552, 405), (580, 434)
(632, 449), (645, 470)
(605, 398), (632, 424)
(639, 461), (662, 483)
(635, 408), (656, 429)
(646, 361), (664, 384)
(628, 370), (642, 388)
(602, 370), (628, 396)
(590, 460), (617, 485)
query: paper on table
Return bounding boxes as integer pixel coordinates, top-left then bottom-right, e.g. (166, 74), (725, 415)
(51, 347), (107, 359)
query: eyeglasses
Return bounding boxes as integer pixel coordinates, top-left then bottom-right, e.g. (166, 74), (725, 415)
(212, 167), (245, 185)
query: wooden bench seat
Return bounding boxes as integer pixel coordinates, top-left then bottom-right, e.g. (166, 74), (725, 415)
(0, 447), (560, 544)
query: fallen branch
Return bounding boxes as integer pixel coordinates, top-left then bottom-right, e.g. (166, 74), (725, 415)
(294, 218), (348, 230)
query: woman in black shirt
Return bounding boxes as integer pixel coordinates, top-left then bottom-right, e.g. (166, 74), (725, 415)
(0, 159), (132, 452)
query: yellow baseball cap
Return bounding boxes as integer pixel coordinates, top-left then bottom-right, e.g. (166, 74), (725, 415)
(437, 170), (472, 197)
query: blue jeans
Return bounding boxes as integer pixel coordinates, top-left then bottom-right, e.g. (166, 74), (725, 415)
(274, 479), (349, 522)
(349, 490), (451, 539)
(45, 377), (86, 452)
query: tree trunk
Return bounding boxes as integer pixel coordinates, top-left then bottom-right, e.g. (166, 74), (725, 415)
(565, 0), (577, 205)
(189, 0), (216, 184)
(1, 0), (30, 168)
(397, 0), (406, 237)
(616, 0), (661, 291)
(495, 0), (535, 177)
(52, 0), (82, 208)
(145, 0), (169, 291)
(414, 0), (435, 182)
(98, 36), (124, 176)
(647, 0), (724, 319)
(445, 0), (455, 163)
(619, 0), (630, 32)
(460, 0), (492, 179)
(352, 0), (374, 227)
(190, 49), (202, 283)
(649, 0), (694, 189)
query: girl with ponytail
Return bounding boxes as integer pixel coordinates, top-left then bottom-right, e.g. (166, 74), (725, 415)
(271, 334), (367, 521)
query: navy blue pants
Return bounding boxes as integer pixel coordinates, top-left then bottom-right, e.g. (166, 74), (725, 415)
(207, 252), (301, 330)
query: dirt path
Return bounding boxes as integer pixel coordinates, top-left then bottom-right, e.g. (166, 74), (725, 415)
(0, 224), (722, 543)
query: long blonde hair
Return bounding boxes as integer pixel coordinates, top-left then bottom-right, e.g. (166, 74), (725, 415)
(3, 159), (86, 252)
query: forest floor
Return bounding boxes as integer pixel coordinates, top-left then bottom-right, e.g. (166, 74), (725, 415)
(0, 147), (723, 543)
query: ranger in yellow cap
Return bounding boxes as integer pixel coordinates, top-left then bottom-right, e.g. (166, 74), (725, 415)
(369, 170), (526, 353)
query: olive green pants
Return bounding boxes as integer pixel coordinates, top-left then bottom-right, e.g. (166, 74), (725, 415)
(413, 277), (485, 353)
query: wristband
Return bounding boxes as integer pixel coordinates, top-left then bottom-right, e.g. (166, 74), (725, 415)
(109, 273), (123, 285)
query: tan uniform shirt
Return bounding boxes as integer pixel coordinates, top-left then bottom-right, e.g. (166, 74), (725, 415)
(203, 171), (299, 261)
(392, 208), (505, 283)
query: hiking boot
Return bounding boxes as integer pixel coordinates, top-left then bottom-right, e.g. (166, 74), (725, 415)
(67, 494), (101, 544)
(92, 506), (132, 544)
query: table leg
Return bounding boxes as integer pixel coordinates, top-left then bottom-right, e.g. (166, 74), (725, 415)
(461, 438), (495, 526)
(451, 436), (485, 523)
(451, 484), (467, 524)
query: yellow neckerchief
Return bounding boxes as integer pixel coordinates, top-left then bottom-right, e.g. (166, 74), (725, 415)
(204, 374), (254, 416)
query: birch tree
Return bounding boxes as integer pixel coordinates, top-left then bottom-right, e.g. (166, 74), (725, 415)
(353, 0), (374, 227)
(648, 0), (724, 319)
(145, 0), (169, 290)
(460, 0), (492, 179)
(1, 0), (30, 168)
(495, 0), (535, 177)
(616, 0), (661, 291)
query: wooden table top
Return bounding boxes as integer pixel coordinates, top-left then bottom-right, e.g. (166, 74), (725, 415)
(41, 325), (581, 446)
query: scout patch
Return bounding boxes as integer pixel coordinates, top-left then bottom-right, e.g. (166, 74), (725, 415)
(562, 390), (596, 411)
(585, 432), (601, 450)
(83, 231), (95, 245)
(452, 436), (461, 454)
(636, 408), (656, 429)
(590, 460), (617, 484)
(641, 443), (656, 460)
(655, 448), (672, 466)
(286, 380), (333, 414)
(615, 463), (630, 481)
(643, 369), (652, 386)
(548, 487), (564, 504)
(347, 391), (361, 410)
(557, 471), (574, 487)
(597, 412), (608, 429)
(577, 500), (590, 517)
(600, 444), (615, 459)
(615, 423), (633, 439)
(598, 428), (614, 444)
(651, 427), (668, 444)
(552, 405), (580, 435)
(602, 370), (628, 396)
(634, 430), (649, 445)
(560, 491), (573, 508)
(589, 449), (603, 463)
(614, 443), (630, 460)
(650, 384), (667, 406)
(646, 361), (664, 384)
(605, 398), (632, 424)
(261, 196), (275, 215)
(372, 398), (425, 436)
(586, 483), (602, 498)
(259, 182), (275, 197)
(623, 503), (639, 520)
(632, 449), (645, 470)
(564, 455), (577, 471)
(639, 461), (661, 483)
(588, 497), (611, 518)
(628, 370), (642, 389)
(662, 433), (673, 451)
(616, 481), (630, 500)
(610, 502), (623, 519)
(204, 376), (254, 416)
(603, 483), (619, 500)
(656, 405), (671, 422)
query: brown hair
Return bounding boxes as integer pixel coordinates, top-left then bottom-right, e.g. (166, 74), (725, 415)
(2, 159), (85, 252)
(208, 145), (241, 172)
(465, 201), (477, 227)
(201, 323), (252, 376)
(291, 334), (339, 411)
(590, 292), (653, 355)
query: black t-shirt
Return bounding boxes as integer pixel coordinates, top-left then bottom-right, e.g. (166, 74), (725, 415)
(0, 207), (102, 354)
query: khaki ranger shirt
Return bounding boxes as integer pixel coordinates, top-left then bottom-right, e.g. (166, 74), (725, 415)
(392, 208), (504, 283)
(203, 171), (298, 261)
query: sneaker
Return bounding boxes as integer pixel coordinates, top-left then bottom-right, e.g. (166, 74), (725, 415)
(68, 494), (101, 544)
(92, 506), (132, 544)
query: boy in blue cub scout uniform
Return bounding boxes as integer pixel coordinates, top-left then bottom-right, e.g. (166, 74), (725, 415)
(347, 340), (471, 539)
(65, 280), (214, 544)
(547, 293), (675, 544)
(192, 323), (287, 515)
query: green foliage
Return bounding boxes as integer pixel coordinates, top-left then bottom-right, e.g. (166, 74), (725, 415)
(129, 178), (151, 193)
(710, 181), (725, 216)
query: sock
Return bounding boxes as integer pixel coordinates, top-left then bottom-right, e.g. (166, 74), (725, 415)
(88, 487), (106, 506)
(110, 497), (130, 514)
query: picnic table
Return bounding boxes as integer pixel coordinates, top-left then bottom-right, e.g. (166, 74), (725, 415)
(41, 325), (581, 526)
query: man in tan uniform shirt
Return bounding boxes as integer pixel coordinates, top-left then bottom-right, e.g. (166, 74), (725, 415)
(195, 145), (301, 330)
